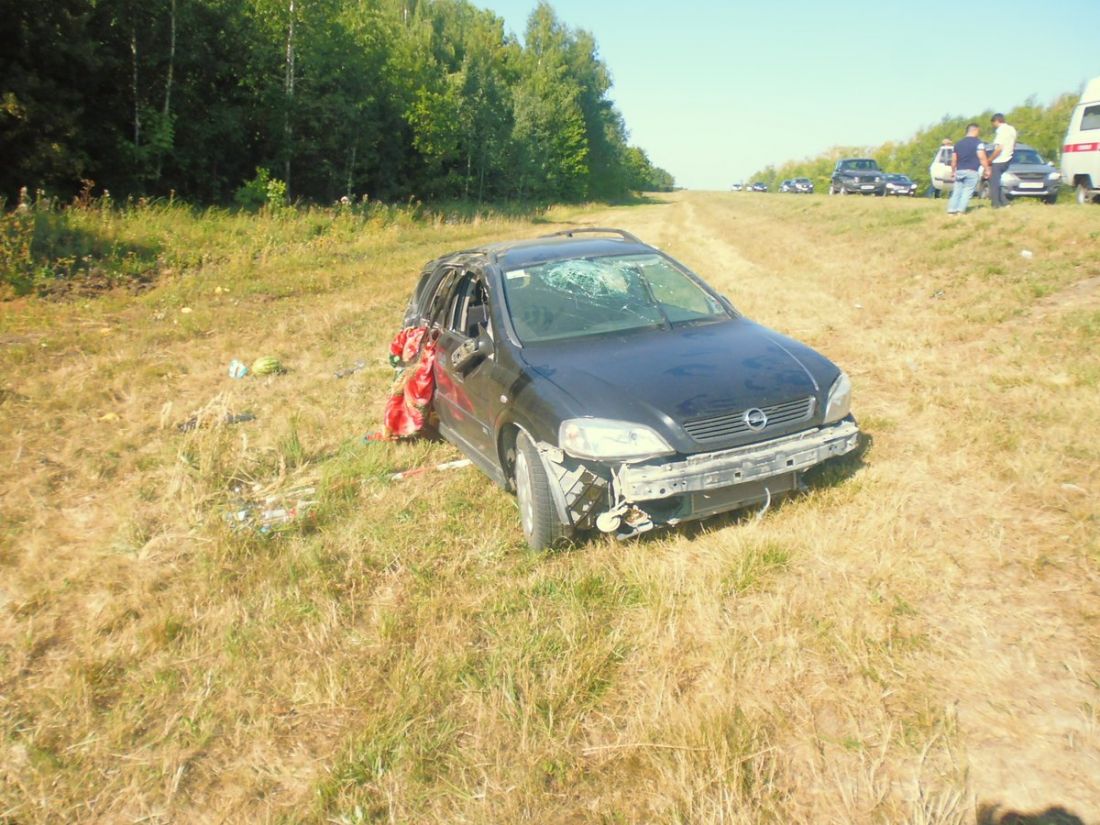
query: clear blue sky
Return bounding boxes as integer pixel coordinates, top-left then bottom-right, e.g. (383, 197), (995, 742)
(477, 0), (1100, 189)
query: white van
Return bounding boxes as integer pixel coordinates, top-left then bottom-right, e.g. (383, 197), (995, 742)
(929, 142), (955, 197)
(1062, 76), (1100, 204)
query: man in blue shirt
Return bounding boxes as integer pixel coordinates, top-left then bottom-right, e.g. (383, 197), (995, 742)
(947, 123), (990, 215)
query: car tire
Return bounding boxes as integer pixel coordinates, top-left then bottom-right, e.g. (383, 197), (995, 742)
(1044, 193), (1058, 204)
(838, 186), (847, 196)
(513, 431), (568, 550)
(1078, 182), (1095, 205)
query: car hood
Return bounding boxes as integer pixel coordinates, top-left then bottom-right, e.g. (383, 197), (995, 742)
(1007, 162), (1054, 174)
(839, 169), (881, 177)
(518, 318), (837, 451)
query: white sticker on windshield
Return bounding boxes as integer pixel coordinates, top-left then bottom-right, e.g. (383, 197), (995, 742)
(505, 269), (527, 280)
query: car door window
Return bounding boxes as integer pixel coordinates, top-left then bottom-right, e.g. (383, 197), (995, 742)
(445, 271), (492, 340)
(425, 267), (462, 327)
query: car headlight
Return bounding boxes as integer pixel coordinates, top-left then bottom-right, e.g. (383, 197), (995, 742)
(1048, 171), (1061, 181)
(559, 418), (674, 462)
(823, 372), (852, 424)
(1003, 173), (1019, 186)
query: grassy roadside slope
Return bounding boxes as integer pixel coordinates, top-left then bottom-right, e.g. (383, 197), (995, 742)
(1, 193), (1098, 823)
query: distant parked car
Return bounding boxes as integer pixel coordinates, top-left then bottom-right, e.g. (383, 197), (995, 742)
(992, 144), (1061, 203)
(829, 159), (885, 196)
(778, 179), (794, 193)
(751, 182), (768, 192)
(730, 182), (744, 191)
(928, 143), (955, 198)
(791, 177), (814, 194)
(884, 173), (918, 196)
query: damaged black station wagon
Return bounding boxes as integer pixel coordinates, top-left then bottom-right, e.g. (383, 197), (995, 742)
(403, 228), (861, 549)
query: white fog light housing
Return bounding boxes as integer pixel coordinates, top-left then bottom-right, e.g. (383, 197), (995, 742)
(823, 372), (852, 424)
(1048, 171), (1061, 181)
(559, 418), (674, 462)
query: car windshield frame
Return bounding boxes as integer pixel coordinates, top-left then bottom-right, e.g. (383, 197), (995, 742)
(500, 252), (730, 344)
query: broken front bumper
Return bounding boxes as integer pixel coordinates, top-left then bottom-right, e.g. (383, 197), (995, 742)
(618, 419), (861, 501)
(541, 418), (862, 534)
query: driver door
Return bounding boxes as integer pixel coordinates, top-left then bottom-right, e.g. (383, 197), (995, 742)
(429, 269), (503, 475)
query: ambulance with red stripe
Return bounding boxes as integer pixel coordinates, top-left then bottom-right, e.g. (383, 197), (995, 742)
(1062, 76), (1100, 204)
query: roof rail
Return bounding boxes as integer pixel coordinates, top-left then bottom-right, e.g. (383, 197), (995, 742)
(540, 227), (642, 244)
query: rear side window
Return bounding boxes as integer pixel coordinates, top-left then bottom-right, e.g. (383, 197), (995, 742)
(1081, 104), (1100, 131)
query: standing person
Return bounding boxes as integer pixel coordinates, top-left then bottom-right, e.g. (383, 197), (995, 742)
(987, 113), (1017, 209)
(947, 123), (989, 215)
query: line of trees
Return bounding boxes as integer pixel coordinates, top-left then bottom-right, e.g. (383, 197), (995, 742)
(749, 93), (1078, 193)
(0, 0), (673, 206)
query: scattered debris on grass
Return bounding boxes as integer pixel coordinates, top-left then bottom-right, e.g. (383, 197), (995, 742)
(226, 480), (318, 535)
(389, 458), (472, 481)
(334, 359), (367, 379)
(166, 393), (253, 432)
(177, 411), (256, 433)
(228, 356), (285, 379)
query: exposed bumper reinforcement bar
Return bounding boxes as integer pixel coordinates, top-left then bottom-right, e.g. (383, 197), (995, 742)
(617, 419), (862, 502)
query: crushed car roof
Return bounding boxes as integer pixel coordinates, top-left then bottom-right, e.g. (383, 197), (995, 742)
(435, 229), (655, 271)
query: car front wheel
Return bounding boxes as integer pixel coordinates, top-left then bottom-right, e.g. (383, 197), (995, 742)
(513, 431), (568, 550)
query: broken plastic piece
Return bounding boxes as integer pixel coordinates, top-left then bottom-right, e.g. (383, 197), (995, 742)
(178, 411), (256, 432)
(388, 458), (472, 481)
(335, 360), (367, 379)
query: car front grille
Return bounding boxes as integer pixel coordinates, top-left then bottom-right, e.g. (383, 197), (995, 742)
(683, 396), (815, 444)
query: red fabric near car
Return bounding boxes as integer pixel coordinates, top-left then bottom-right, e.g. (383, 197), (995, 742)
(377, 326), (436, 439)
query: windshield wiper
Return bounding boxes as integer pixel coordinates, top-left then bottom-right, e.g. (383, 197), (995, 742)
(635, 275), (672, 330)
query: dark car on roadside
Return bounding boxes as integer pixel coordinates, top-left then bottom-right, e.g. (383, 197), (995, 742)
(884, 173), (918, 196)
(778, 179), (794, 193)
(401, 228), (861, 549)
(830, 158), (886, 196)
(751, 181), (768, 192)
(989, 143), (1061, 203)
(791, 177), (814, 194)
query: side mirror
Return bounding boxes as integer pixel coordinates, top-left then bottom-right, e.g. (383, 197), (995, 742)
(451, 331), (494, 372)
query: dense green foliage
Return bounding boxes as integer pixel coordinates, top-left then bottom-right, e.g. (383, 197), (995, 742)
(749, 93), (1078, 193)
(0, 0), (672, 205)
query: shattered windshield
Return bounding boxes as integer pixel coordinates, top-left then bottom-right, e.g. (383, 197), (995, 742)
(502, 253), (727, 343)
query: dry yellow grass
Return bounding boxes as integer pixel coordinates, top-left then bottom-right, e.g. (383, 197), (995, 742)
(1, 193), (1098, 823)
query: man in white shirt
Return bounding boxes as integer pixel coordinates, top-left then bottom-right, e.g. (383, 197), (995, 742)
(987, 113), (1017, 209)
